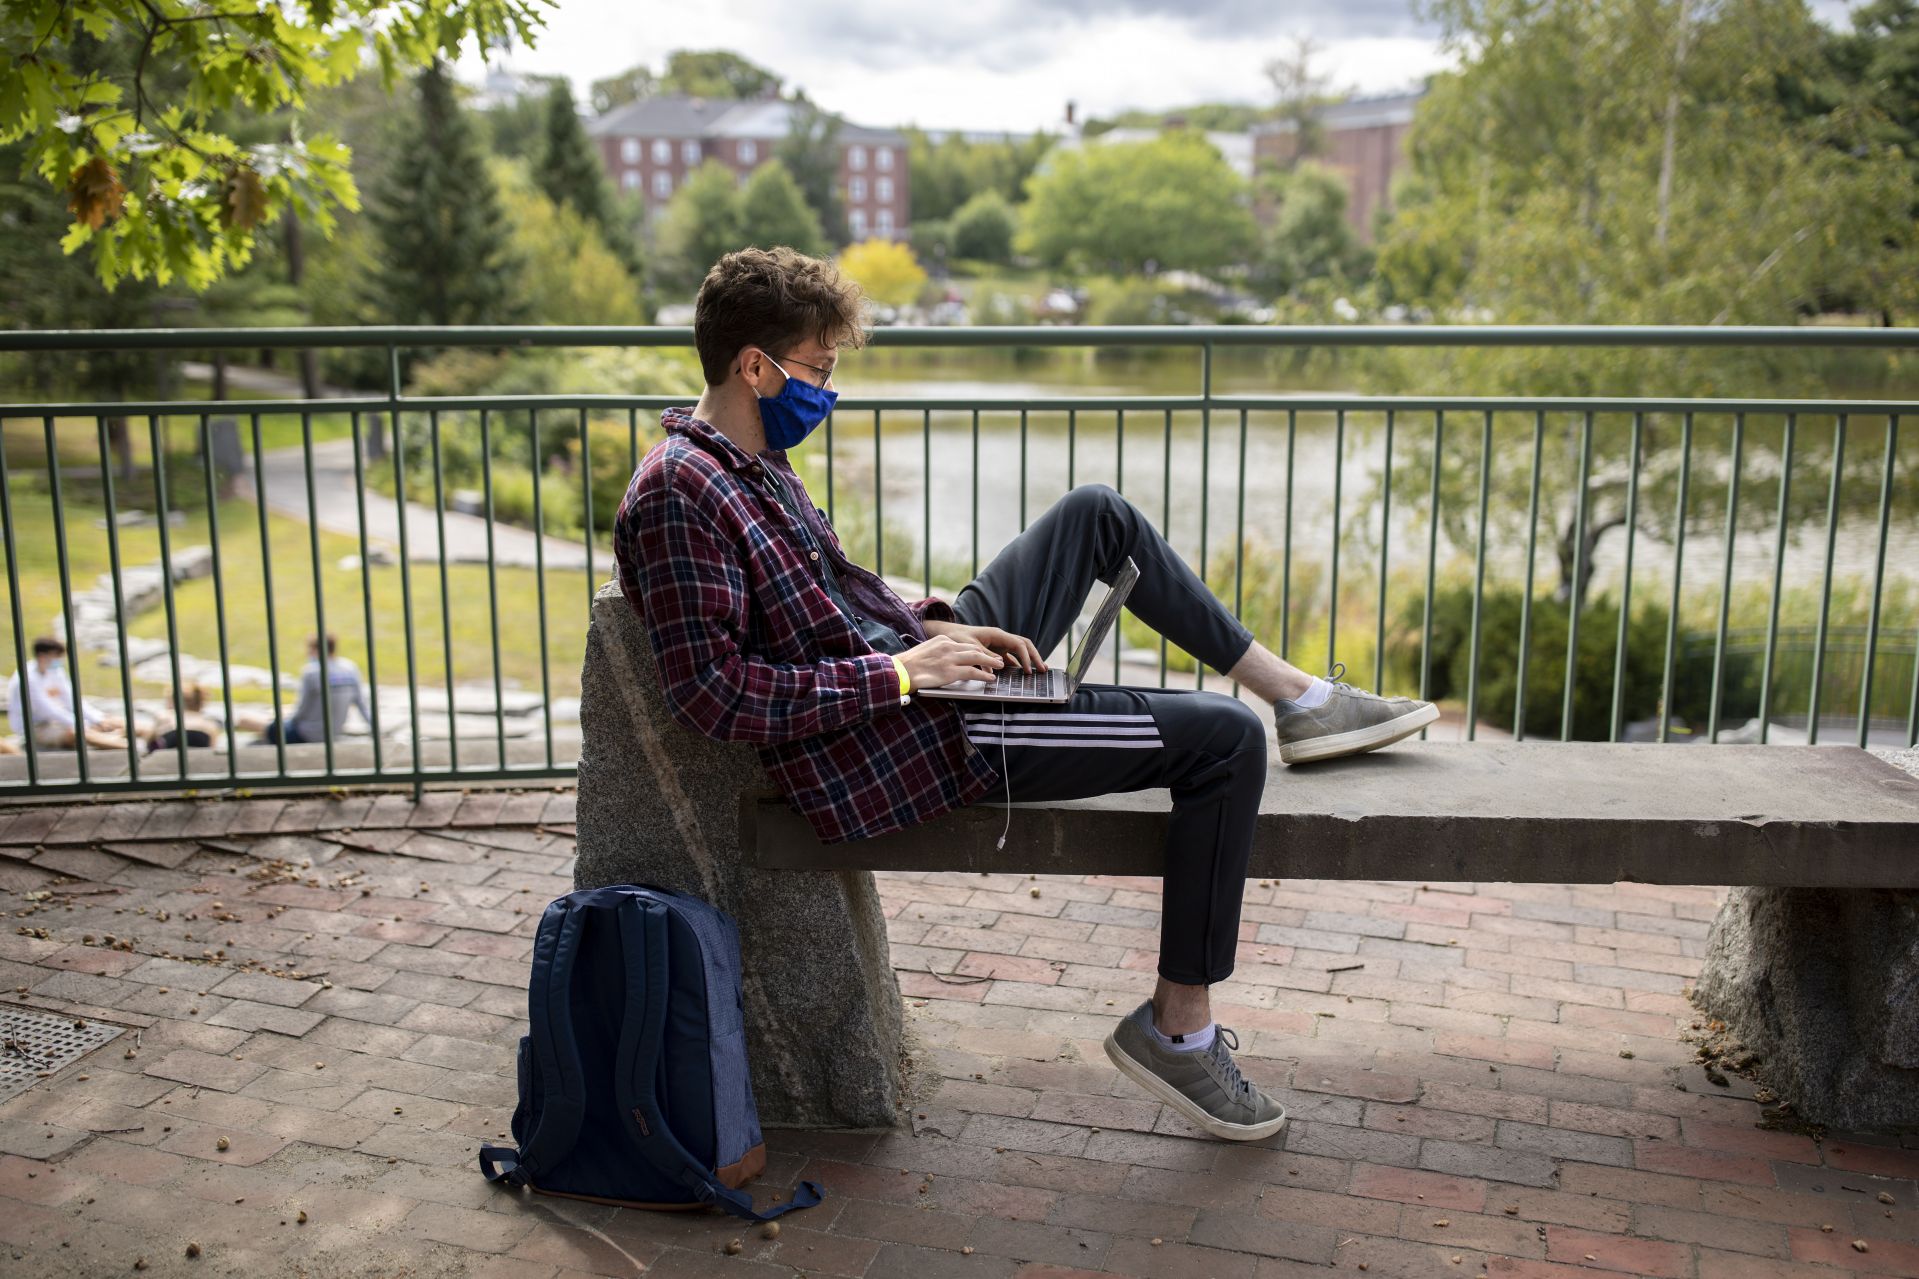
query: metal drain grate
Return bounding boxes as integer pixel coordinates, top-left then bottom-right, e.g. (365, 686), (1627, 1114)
(0, 1006), (125, 1104)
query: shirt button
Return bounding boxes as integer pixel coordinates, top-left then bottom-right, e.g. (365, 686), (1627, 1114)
(809, 551), (819, 560)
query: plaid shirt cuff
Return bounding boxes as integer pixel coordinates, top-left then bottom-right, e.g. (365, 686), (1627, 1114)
(858, 652), (910, 714)
(909, 596), (958, 625)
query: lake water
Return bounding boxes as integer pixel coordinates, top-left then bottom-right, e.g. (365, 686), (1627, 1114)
(806, 351), (1919, 618)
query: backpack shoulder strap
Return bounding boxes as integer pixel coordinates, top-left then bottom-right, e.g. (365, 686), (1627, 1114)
(613, 895), (822, 1223)
(480, 898), (591, 1188)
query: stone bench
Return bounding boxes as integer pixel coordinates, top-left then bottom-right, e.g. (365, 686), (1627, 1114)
(574, 584), (1919, 1130)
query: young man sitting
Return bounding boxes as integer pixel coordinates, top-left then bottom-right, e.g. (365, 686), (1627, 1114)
(613, 248), (1437, 1142)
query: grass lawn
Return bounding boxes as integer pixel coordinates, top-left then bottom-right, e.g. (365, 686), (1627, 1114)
(3, 455), (592, 717)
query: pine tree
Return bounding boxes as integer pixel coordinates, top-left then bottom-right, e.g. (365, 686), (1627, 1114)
(778, 95), (848, 246)
(365, 60), (524, 326)
(536, 81), (616, 232)
(738, 161), (828, 257)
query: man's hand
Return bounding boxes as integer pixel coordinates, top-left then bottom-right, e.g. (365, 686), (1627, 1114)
(917, 621), (1048, 679)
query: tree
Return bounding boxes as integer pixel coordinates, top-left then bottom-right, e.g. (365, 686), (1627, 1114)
(903, 127), (1055, 223)
(655, 159), (745, 289)
(0, 139), (160, 477)
(837, 239), (926, 310)
(778, 95), (847, 246)
(738, 161), (828, 257)
(363, 60), (524, 325)
(590, 63), (656, 115)
(1018, 133), (1257, 275)
(0, 0), (548, 290)
(493, 159), (644, 324)
(660, 50), (781, 100)
(948, 190), (1017, 264)
(1262, 34), (1339, 165)
(1370, 0), (1918, 607)
(1256, 162), (1365, 295)
(533, 76), (638, 276)
(482, 71), (569, 161)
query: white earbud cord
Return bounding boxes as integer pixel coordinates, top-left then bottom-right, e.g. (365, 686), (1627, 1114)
(996, 702), (1011, 850)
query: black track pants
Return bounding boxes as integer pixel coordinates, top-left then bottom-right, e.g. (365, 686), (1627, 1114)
(949, 484), (1264, 986)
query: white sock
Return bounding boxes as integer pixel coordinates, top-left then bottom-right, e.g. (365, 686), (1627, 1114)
(1149, 1019), (1217, 1053)
(1283, 676), (1332, 710)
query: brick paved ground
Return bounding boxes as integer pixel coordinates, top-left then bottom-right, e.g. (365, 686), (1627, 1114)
(0, 791), (1915, 1279)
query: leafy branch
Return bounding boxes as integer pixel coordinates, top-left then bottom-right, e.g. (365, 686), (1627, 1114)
(1, 0), (553, 289)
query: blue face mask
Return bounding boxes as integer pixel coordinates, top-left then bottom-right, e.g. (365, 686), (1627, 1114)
(752, 353), (837, 451)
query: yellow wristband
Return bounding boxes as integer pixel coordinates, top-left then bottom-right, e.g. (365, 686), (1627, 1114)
(891, 655), (912, 696)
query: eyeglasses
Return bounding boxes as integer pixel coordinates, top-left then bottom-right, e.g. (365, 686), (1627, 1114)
(775, 353), (837, 388)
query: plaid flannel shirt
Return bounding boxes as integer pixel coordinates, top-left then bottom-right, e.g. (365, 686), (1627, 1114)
(614, 407), (1002, 843)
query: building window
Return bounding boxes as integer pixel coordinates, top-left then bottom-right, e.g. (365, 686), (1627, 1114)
(652, 139), (672, 164)
(876, 208), (895, 237)
(848, 144), (867, 170)
(848, 208), (867, 238)
(621, 138), (640, 164)
(876, 177), (893, 203)
(739, 139), (757, 164)
(875, 146), (893, 171)
(622, 169), (641, 190)
(849, 176), (867, 202)
(653, 171), (672, 198)
(682, 139), (700, 165)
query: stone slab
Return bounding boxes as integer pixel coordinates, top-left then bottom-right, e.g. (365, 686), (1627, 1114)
(572, 584), (905, 1130)
(750, 742), (1919, 887)
(1693, 746), (1919, 1127)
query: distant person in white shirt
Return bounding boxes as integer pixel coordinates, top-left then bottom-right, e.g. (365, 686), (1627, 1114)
(257, 633), (372, 745)
(6, 636), (128, 750)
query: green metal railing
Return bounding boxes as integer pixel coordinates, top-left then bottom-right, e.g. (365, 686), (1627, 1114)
(1, 324), (1915, 797)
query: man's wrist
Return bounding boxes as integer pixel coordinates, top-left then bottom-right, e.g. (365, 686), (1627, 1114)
(891, 655), (912, 697)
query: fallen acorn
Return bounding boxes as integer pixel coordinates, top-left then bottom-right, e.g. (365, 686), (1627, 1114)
(724, 1238), (743, 1255)
(185, 1242), (201, 1259)
(215, 1136), (230, 1151)
(961, 1247), (975, 1256)
(1853, 1241), (1870, 1253)
(133, 1260), (146, 1272)
(761, 1222), (779, 1240)
(296, 1210), (307, 1225)
(1879, 1192), (1896, 1205)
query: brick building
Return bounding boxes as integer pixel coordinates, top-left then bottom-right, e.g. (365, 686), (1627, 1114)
(1251, 92), (1421, 242)
(585, 95), (909, 241)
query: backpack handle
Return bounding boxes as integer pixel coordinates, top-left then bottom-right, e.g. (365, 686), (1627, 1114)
(615, 895), (822, 1223)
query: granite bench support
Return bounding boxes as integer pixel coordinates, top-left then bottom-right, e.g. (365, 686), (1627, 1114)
(575, 585), (1919, 1130)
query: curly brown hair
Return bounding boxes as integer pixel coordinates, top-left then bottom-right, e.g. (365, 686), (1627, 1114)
(692, 247), (868, 386)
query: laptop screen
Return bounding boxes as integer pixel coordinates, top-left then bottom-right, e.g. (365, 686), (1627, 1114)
(1068, 556), (1141, 684)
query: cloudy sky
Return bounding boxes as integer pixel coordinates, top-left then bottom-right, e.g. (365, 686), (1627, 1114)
(454, 0), (1454, 133)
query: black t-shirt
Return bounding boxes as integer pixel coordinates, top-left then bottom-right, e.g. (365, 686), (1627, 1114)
(761, 464), (908, 657)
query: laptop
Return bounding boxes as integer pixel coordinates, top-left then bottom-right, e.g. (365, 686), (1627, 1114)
(918, 557), (1140, 704)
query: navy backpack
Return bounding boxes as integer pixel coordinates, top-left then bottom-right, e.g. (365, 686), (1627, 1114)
(477, 885), (822, 1221)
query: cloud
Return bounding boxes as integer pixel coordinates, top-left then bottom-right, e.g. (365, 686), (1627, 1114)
(461, 0), (1445, 133)
(1017, 0), (1434, 39)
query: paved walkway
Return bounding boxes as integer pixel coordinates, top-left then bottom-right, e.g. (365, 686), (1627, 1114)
(258, 436), (596, 572)
(0, 791), (1913, 1278)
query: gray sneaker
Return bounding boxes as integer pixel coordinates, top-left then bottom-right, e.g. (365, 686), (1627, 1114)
(1103, 1001), (1288, 1141)
(1274, 663), (1439, 764)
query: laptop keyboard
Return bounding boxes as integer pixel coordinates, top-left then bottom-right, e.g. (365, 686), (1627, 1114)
(982, 669), (1058, 698)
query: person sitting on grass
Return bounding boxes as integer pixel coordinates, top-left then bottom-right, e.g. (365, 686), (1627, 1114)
(147, 681), (223, 755)
(613, 247), (1438, 1143)
(255, 633), (372, 745)
(5, 636), (128, 752)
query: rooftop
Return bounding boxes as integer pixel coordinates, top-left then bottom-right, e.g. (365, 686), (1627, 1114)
(587, 95), (907, 145)
(0, 789), (1914, 1276)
